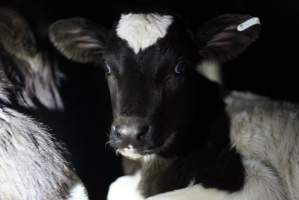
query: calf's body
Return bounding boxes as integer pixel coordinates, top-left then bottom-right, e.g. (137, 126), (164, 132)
(49, 11), (298, 200)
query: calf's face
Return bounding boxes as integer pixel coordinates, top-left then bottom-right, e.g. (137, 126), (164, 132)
(50, 13), (260, 159)
(103, 14), (199, 158)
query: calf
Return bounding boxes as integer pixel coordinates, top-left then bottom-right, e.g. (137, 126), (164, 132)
(50, 12), (298, 200)
(0, 9), (88, 200)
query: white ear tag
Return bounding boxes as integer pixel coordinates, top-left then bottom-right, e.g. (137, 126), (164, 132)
(237, 17), (261, 32)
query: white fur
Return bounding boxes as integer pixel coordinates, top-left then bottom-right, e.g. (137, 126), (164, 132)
(196, 61), (222, 84)
(107, 171), (143, 200)
(118, 146), (143, 160)
(147, 185), (229, 200)
(226, 92), (299, 199)
(68, 181), (89, 200)
(0, 107), (73, 199)
(116, 13), (173, 54)
(19, 54), (64, 110)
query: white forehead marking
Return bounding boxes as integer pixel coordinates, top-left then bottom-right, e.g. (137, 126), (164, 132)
(116, 13), (173, 54)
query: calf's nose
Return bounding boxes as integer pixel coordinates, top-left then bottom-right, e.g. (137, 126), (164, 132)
(112, 124), (150, 141)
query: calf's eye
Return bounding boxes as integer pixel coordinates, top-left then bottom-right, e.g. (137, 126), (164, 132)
(174, 61), (185, 74)
(104, 62), (112, 75)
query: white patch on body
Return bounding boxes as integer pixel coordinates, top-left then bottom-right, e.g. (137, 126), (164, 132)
(147, 184), (230, 200)
(226, 91), (299, 199)
(67, 181), (89, 200)
(107, 171), (144, 200)
(237, 17), (260, 32)
(196, 61), (222, 84)
(116, 13), (173, 54)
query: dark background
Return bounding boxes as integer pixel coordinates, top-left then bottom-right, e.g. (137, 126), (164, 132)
(0, 0), (298, 199)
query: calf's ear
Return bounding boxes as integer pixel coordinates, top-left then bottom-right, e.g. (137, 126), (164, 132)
(196, 14), (261, 63)
(49, 18), (107, 63)
(0, 8), (38, 60)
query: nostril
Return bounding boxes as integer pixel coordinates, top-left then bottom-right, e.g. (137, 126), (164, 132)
(112, 124), (150, 141)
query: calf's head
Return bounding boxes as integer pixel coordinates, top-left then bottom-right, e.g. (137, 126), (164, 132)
(50, 13), (260, 159)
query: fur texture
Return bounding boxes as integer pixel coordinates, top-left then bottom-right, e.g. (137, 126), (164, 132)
(0, 107), (72, 200)
(16, 54), (64, 109)
(226, 92), (299, 200)
(116, 13), (173, 54)
(0, 8), (88, 200)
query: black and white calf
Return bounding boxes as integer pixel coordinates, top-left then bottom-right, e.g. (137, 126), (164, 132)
(50, 12), (298, 200)
(0, 9), (88, 200)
